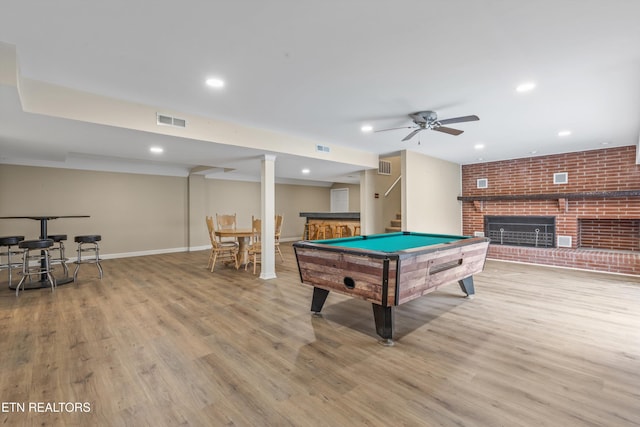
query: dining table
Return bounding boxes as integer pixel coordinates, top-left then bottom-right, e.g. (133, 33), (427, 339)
(0, 215), (90, 289)
(214, 228), (254, 267)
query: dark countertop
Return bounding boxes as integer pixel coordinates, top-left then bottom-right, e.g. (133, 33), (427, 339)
(299, 212), (360, 220)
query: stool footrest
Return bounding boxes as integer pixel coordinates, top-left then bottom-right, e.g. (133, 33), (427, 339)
(75, 258), (103, 264)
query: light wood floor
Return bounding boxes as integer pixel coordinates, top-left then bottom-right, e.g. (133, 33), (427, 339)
(1, 243), (639, 426)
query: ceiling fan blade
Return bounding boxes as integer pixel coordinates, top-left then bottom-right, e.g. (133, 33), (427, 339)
(402, 128), (425, 141)
(433, 126), (463, 136)
(374, 126), (415, 133)
(437, 115), (479, 125)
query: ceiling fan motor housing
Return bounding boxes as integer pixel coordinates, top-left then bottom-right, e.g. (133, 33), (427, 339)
(416, 111), (438, 123)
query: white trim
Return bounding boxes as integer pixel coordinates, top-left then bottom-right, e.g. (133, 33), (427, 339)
(99, 246), (190, 260)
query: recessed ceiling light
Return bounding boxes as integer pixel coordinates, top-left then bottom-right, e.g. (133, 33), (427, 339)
(601, 142), (610, 145)
(150, 146), (164, 154)
(205, 77), (225, 88)
(361, 125), (373, 133)
(477, 157), (484, 161)
(558, 130), (572, 137)
(474, 143), (485, 150)
(530, 150), (538, 154)
(516, 82), (536, 93)
(301, 168), (310, 174)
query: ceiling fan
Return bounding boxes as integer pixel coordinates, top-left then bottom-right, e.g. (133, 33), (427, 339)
(375, 110), (479, 141)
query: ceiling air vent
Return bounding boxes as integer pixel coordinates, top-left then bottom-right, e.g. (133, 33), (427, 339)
(378, 160), (391, 175)
(157, 113), (186, 128)
(316, 144), (330, 153)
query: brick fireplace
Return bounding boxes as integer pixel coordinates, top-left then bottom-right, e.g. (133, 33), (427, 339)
(484, 215), (555, 248)
(460, 145), (640, 275)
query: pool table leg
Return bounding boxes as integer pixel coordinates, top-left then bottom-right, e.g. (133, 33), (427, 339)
(372, 304), (394, 345)
(458, 276), (475, 297)
(311, 287), (330, 313)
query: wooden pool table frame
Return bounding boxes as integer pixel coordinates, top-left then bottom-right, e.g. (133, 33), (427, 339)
(293, 232), (490, 344)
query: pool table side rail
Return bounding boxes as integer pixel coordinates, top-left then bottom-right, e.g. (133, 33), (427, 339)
(396, 240), (490, 305)
(294, 247), (398, 306)
(293, 236), (490, 308)
(313, 231), (474, 246)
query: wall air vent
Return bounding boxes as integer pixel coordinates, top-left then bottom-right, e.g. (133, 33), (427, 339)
(157, 113), (186, 128)
(378, 160), (392, 175)
(477, 178), (488, 189)
(553, 172), (568, 184)
(557, 235), (572, 247)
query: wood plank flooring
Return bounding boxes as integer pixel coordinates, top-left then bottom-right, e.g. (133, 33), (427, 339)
(1, 243), (639, 426)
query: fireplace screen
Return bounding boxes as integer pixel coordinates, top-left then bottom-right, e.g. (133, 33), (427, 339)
(484, 216), (556, 248)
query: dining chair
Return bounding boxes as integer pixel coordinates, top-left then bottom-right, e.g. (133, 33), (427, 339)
(206, 216), (238, 271)
(246, 216), (261, 275)
(275, 214), (284, 262)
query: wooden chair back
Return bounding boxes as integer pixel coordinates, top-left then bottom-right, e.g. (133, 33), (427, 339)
(205, 216), (218, 247)
(275, 214), (284, 261)
(246, 216), (262, 274)
(216, 213), (236, 230)
(251, 216), (262, 245)
(275, 214), (283, 237)
(216, 213), (237, 243)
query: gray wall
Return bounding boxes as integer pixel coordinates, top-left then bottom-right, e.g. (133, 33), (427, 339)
(0, 164), (333, 256)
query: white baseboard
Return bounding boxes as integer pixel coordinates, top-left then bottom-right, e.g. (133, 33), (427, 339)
(58, 240), (299, 262)
(91, 246), (191, 261)
(280, 237), (302, 242)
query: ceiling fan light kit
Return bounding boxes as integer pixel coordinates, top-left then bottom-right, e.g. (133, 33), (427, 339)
(375, 110), (480, 141)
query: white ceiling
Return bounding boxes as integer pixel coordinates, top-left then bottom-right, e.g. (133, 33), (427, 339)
(1, 0), (639, 184)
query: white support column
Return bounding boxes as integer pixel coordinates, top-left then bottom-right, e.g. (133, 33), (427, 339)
(360, 168), (375, 235)
(260, 154), (277, 279)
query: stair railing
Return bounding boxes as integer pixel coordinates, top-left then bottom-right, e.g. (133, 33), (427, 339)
(384, 175), (401, 197)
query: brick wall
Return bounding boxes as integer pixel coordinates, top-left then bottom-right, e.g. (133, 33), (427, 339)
(579, 219), (640, 251)
(461, 145), (640, 275)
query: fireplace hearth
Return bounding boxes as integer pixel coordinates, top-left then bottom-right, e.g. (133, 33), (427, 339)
(484, 216), (556, 248)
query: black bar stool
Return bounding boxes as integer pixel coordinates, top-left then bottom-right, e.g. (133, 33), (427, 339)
(47, 234), (69, 277)
(0, 235), (25, 287)
(73, 235), (103, 281)
(15, 239), (55, 296)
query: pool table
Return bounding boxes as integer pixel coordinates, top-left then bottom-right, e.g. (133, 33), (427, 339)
(293, 231), (490, 344)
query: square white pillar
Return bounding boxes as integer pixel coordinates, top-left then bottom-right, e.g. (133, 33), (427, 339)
(260, 154), (276, 279)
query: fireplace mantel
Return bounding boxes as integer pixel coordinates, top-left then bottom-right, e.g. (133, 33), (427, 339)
(457, 189), (640, 202)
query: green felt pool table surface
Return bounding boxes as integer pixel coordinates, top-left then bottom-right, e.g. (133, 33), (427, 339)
(314, 231), (469, 252)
